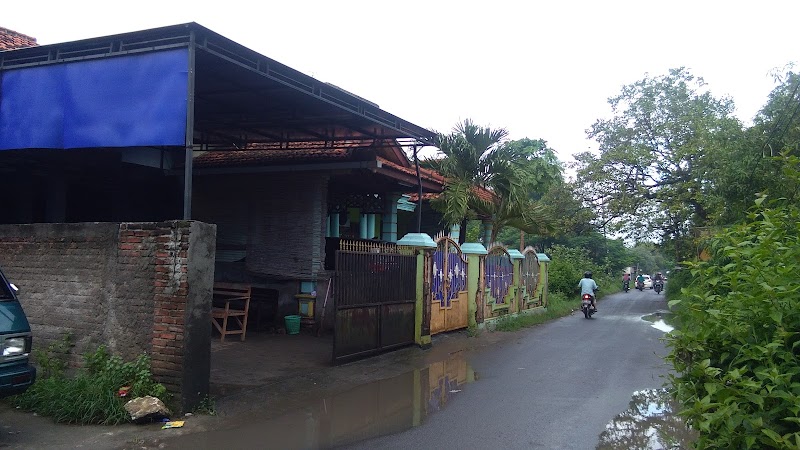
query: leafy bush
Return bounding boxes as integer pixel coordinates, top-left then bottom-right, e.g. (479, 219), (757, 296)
(546, 244), (618, 298)
(664, 266), (691, 302)
(10, 344), (167, 425)
(666, 196), (800, 448)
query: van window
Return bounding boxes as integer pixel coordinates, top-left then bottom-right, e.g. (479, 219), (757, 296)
(0, 275), (14, 301)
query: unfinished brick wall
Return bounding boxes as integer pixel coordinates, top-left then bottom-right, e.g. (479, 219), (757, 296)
(0, 221), (215, 410)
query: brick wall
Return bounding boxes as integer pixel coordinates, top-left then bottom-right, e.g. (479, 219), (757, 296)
(194, 173), (328, 280)
(0, 221), (216, 411)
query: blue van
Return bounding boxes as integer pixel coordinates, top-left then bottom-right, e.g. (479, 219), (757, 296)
(0, 267), (36, 398)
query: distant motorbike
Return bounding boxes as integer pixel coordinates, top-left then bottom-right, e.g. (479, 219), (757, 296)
(654, 280), (664, 294)
(581, 292), (596, 319)
(636, 280), (644, 291)
(623, 280), (630, 293)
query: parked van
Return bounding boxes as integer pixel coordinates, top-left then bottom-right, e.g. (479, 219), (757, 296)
(0, 267), (36, 398)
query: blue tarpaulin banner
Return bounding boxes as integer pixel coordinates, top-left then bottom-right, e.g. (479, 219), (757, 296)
(0, 48), (188, 150)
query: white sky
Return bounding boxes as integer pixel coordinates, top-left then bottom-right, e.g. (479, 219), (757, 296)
(3, 0), (798, 165)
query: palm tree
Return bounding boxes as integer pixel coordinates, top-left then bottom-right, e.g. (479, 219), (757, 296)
(424, 119), (556, 244)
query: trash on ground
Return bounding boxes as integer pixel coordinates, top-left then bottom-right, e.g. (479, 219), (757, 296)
(161, 421), (185, 429)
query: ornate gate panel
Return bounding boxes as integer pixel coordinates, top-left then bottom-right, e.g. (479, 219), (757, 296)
(430, 237), (469, 335)
(485, 245), (513, 306)
(520, 248), (542, 308)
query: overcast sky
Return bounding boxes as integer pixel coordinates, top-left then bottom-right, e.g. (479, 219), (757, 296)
(3, 0), (798, 165)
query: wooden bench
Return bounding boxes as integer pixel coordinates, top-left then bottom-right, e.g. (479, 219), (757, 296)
(211, 282), (251, 342)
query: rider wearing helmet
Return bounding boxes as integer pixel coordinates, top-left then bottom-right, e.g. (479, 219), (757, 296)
(577, 271), (599, 311)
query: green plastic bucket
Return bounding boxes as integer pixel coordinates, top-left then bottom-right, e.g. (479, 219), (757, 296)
(284, 315), (301, 335)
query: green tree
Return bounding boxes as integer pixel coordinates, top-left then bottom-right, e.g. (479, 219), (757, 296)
(575, 68), (744, 259)
(711, 67), (800, 225)
(424, 119), (510, 243)
(425, 121), (560, 244)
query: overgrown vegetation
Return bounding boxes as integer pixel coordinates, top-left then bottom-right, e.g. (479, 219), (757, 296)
(9, 337), (167, 425)
(545, 245), (621, 298)
(666, 184), (800, 448)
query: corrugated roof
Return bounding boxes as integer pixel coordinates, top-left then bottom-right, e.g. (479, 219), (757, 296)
(0, 27), (37, 50)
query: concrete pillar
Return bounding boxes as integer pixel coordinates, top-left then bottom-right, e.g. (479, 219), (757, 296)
(359, 213), (368, 239)
(330, 213), (340, 238)
(508, 249), (525, 313)
(325, 215), (332, 238)
(449, 223), (460, 240)
(482, 220), (493, 246)
(461, 243), (488, 328)
(397, 232), (436, 348)
(382, 194), (401, 242)
(367, 214), (376, 239)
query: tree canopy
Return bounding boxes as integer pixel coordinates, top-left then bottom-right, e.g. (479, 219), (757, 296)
(574, 67), (744, 258)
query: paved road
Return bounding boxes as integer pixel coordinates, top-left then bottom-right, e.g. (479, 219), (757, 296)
(116, 286), (671, 450)
(350, 286), (672, 450)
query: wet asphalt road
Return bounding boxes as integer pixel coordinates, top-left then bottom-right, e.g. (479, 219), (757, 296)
(350, 286), (672, 450)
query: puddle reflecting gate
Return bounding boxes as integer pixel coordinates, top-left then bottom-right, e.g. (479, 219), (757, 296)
(179, 356), (476, 449)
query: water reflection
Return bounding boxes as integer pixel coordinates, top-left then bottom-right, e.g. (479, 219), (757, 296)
(167, 356), (475, 449)
(597, 388), (697, 450)
(641, 312), (675, 333)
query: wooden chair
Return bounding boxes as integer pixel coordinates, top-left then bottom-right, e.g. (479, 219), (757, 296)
(211, 282), (251, 342)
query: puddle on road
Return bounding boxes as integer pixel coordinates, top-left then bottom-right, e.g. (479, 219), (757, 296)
(597, 388), (697, 450)
(641, 311), (675, 333)
(177, 356), (476, 449)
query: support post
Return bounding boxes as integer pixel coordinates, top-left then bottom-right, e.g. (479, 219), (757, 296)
(182, 31), (197, 220)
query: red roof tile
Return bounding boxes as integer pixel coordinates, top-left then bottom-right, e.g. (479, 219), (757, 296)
(376, 157), (445, 184)
(406, 184), (497, 203)
(0, 27), (37, 50)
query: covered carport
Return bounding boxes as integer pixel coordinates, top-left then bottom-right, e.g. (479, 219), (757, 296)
(0, 22), (434, 223)
(0, 23), (435, 408)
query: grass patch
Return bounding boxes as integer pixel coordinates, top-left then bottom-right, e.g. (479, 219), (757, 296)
(193, 395), (217, 416)
(492, 293), (576, 332)
(8, 338), (168, 425)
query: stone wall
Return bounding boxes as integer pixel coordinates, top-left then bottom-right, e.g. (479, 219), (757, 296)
(0, 221), (216, 410)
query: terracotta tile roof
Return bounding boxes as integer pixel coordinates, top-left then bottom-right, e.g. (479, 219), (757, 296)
(376, 157), (445, 185)
(0, 27), (37, 50)
(406, 184), (497, 203)
(194, 147), (353, 167)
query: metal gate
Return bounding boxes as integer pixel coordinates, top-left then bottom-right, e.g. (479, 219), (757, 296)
(430, 237), (469, 335)
(334, 240), (416, 364)
(520, 248), (541, 308)
(485, 245), (514, 305)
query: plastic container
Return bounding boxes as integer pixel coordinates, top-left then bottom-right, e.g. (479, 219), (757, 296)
(284, 315), (301, 335)
(298, 297), (315, 318)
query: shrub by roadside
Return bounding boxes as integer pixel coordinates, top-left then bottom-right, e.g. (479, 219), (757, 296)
(666, 194), (800, 448)
(7, 337), (168, 425)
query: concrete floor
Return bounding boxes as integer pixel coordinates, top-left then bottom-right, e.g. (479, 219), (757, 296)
(210, 329), (333, 397)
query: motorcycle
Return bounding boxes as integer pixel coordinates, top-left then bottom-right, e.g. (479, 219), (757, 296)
(654, 280), (664, 294)
(636, 280), (644, 291)
(581, 293), (596, 319)
(623, 280), (630, 293)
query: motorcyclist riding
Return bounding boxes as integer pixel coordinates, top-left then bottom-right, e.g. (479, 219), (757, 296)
(622, 272), (630, 291)
(578, 271), (599, 312)
(653, 272), (664, 292)
(636, 273), (645, 290)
